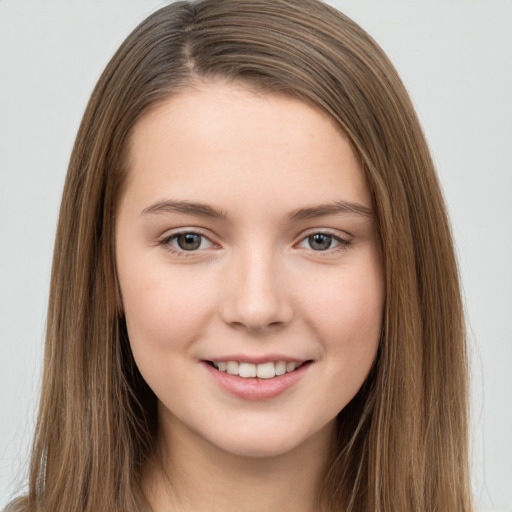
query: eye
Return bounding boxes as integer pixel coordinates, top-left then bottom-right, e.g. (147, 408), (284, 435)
(297, 232), (347, 252)
(160, 231), (214, 253)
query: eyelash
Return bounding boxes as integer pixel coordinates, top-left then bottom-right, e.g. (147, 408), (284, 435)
(158, 231), (216, 257)
(158, 230), (351, 258)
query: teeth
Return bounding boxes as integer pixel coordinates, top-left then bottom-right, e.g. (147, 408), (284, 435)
(213, 360), (303, 379)
(286, 362), (297, 372)
(256, 362), (275, 379)
(226, 361), (239, 375)
(275, 361), (286, 375)
(239, 362), (257, 378)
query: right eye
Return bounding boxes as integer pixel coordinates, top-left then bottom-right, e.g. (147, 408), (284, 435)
(160, 231), (215, 255)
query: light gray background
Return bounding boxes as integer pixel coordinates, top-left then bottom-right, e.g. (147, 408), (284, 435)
(1, 1), (511, 510)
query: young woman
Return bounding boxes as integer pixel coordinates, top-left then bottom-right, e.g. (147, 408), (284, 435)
(7, 0), (473, 510)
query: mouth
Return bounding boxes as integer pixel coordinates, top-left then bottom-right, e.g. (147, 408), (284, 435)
(203, 358), (313, 400)
(205, 360), (312, 379)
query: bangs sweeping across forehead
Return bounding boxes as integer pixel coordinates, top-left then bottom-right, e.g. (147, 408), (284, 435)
(9, 2), (471, 512)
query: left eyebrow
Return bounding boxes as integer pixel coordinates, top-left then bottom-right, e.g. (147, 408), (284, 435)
(286, 200), (374, 221)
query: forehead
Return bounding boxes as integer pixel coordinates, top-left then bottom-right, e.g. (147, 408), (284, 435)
(122, 81), (371, 217)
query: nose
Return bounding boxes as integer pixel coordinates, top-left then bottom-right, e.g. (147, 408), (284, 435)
(219, 246), (293, 332)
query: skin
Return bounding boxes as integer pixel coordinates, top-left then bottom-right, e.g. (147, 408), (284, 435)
(115, 81), (384, 512)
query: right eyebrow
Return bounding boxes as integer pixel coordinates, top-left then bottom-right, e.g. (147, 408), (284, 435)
(141, 200), (229, 220)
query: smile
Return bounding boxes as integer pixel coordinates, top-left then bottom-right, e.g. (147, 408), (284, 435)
(210, 360), (305, 379)
(204, 359), (312, 400)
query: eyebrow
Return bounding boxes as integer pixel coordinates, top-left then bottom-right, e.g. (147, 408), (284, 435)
(141, 199), (373, 221)
(141, 200), (229, 219)
(286, 201), (373, 221)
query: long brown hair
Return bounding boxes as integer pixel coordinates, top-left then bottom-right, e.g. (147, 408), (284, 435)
(8, 1), (472, 510)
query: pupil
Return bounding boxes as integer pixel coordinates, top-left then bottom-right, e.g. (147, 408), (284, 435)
(178, 233), (201, 251)
(309, 233), (332, 251)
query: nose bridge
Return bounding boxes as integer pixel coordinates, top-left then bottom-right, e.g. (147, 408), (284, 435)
(220, 240), (292, 331)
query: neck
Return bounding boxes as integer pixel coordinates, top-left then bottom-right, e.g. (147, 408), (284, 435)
(143, 410), (335, 512)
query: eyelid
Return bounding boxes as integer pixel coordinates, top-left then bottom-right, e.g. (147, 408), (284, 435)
(158, 229), (218, 256)
(295, 228), (352, 255)
(297, 228), (352, 244)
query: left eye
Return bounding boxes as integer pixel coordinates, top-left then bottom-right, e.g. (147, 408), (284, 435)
(165, 232), (213, 251)
(298, 233), (341, 251)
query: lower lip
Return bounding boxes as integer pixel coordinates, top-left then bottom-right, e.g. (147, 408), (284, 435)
(202, 361), (311, 400)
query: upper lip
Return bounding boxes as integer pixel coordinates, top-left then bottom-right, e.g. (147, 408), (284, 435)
(202, 354), (311, 364)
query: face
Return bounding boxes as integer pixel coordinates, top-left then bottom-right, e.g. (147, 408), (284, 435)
(116, 81), (384, 458)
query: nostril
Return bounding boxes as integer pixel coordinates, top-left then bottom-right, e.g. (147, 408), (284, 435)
(229, 321), (283, 332)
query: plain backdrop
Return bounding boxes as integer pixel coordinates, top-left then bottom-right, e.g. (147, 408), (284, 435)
(1, 1), (511, 510)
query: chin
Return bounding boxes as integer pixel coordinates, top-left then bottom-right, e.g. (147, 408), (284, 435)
(219, 439), (299, 459)
(201, 420), (333, 460)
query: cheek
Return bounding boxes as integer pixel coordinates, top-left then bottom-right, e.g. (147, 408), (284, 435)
(304, 261), (384, 360)
(119, 266), (217, 357)
(119, 268), (220, 398)
(308, 270), (383, 414)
